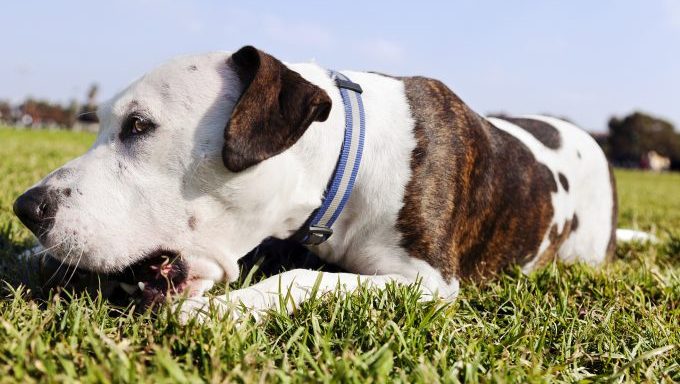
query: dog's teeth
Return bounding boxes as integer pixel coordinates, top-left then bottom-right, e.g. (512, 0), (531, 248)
(120, 282), (138, 295)
(138, 282), (146, 291)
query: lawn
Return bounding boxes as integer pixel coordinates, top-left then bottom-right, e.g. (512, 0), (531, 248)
(0, 126), (678, 383)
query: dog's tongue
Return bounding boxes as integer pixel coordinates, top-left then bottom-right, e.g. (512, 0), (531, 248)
(37, 252), (188, 310)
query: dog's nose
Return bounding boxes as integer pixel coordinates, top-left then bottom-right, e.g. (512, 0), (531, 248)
(13, 186), (57, 237)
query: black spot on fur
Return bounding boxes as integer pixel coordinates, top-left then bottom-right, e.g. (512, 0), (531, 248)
(558, 172), (569, 191)
(572, 214), (579, 231)
(496, 117), (562, 149)
(577, 150), (582, 159)
(62, 188), (71, 197)
(188, 216), (197, 231)
(188, 65), (198, 71)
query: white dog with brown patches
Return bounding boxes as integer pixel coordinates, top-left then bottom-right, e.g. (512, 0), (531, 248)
(15, 46), (623, 322)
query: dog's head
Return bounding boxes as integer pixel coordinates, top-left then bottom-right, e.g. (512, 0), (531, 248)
(13, 46), (332, 302)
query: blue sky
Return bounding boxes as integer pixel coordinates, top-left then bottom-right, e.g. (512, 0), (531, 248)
(2, 0), (679, 131)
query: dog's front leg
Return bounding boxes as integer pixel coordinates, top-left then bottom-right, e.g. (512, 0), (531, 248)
(176, 269), (418, 323)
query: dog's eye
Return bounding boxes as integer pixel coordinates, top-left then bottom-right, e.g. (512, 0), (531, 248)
(121, 114), (156, 141)
(131, 116), (154, 135)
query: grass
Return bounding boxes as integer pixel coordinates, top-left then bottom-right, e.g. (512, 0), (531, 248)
(0, 126), (678, 383)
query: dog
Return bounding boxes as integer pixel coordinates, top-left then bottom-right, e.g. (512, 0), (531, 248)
(14, 46), (617, 321)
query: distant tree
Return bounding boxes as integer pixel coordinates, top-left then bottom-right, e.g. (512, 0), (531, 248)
(19, 98), (77, 128)
(608, 112), (680, 169)
(78, 83), (99, 123)
(0, 100), (11, 123)
(86, 84), (98, 106)
(66, 99), (79, 127)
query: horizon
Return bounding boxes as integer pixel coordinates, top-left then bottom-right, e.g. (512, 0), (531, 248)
(2, 1), (679, 132)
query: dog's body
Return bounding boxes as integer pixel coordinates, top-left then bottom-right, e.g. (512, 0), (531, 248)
(14, 47), (616, 320)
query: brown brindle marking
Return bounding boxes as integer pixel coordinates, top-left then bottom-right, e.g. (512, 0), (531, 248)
(532, 219), (574, 269)
(395, 76), (558, 282)
(558, 172), (569, 191)
(496, 117), (562, 149)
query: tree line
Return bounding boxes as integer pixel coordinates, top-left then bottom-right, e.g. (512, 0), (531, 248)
(0, 85), (99, 129)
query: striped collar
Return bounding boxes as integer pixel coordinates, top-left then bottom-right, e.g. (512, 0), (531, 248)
(291, 71), (365, 246)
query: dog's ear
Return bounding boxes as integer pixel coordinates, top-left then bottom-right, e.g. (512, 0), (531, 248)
(223, 46), (332, 172)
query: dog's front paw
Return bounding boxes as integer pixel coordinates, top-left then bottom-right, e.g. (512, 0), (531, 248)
(173, 295), (254, 325)
(174, 296), (212, 324)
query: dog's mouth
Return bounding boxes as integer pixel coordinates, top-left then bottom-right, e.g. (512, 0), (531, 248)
(38, 249), (189, 310)
(110, 250), (189, 308)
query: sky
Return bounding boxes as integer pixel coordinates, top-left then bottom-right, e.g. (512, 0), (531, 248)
(2, 0), (679, 132)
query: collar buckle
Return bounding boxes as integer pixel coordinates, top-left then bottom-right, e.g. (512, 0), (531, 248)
(334, 78), (363, 93)
(304, 226), (334, 245)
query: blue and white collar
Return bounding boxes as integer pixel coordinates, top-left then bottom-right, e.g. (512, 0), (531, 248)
(292, 71), (366, 246)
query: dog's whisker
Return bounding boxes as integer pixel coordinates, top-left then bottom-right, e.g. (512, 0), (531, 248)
(44, 261), (66, 287)
(76, 110), (98, 118)
(39, 241), (72, 287)
(32, 241), (63, 257)
(46, 242), (75, 287)
(57, 245), (76, 287)
(63, 249), (85, 288)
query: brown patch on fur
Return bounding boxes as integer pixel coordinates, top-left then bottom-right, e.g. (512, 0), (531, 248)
(396, 77), (558, 282)
(606, 164), (618, 261)
(223, 46), (332, 172)
(558, 172), (569, 191)
(531, 219), (574, 269)
(188, 216), (197, 231)
(496, 117), (562, 149)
